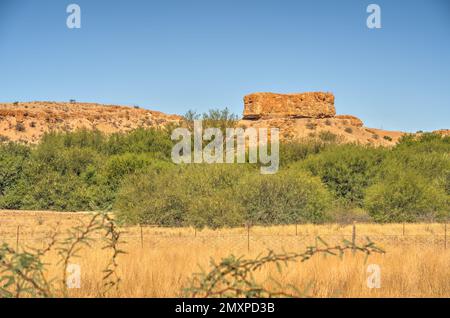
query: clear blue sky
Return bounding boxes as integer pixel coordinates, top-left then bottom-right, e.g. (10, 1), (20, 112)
(1, 0), (449, 132)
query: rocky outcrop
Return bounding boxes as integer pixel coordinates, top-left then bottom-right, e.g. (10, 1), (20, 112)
(243, 92), (335, 120)
(239, 91), (408, 146)
(433, 129), (450, 136)
(335, 115), (364, 127)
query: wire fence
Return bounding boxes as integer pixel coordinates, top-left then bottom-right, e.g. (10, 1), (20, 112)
(0, 221), (447, 252)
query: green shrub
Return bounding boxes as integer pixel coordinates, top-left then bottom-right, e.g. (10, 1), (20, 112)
(114, 169), (184, 225)
(27, 145), (103, 183)
(365, 171), (449, 222)
(15, 122), (25, 132)
(0, 143), (30, 197)
(114, 165), (250, 227)
(0, 135), (10, 142)
(236, 171), (332, 225)
(318, 131), (338, 143)
(103, 128), (174, 157)
(101, 153), (172, 190)
(182, 108), (238, 134)
(396, 133), (449, 153)
(1, 169), (100, 211)
(280, 140), (326, 166)
(187, 190), (244, 229)
(380, 134), (450, 194)
(302, 144), (386, 207)
(115, 164), (331, 227)
(201, 108), (239, 132)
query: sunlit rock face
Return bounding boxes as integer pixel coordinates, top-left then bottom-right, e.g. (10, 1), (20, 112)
(243, 92), (336, 120)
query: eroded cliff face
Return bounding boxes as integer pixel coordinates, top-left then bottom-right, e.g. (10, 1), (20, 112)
(243, 92), (335, 119)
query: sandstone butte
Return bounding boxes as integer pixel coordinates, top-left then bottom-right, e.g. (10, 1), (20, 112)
(0, 93), (446, 146)
(243, 92), (336, 119)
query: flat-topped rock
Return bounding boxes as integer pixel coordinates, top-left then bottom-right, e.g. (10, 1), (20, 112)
(243, 92), (336, 119)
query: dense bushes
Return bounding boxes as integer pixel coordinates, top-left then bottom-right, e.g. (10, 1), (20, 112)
(364, 134), (450, 222)
(0, 144), (30, 196)
(279, 140), (326, 165)
(0, 126), (448, 225)
(365, 170), (448, 222)
(301, 144), (386, 207)
(236, 171), (331, 225)
(115, 165), (252, 228)
(0, 128), (174, 211)
(114, 165), (331, 227)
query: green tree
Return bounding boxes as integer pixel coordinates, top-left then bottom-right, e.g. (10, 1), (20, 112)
(0, 143), (30, 197)
(365, 171), (449, 222)
(302, 144), (386, 207)
(237, 171), (331, 225)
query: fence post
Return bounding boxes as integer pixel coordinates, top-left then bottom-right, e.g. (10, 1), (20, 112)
(247, 223), (250, 253)
(352, 222), (356, 253)
(140, 224), (143, 248)
(445, 223), (447, 250)
(16, 225), (20, 252)
(402, 223), (405, 236)
(295, 224), (298, 236)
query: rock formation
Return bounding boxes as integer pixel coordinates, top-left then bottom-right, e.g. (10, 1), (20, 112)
(239, 91), (410, 146)
(243, 92), (335, 119)
(335, 115), (364, 127)
(433, 129), (450, 137)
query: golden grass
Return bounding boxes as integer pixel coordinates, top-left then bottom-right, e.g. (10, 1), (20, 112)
(0, 210), (449, 298)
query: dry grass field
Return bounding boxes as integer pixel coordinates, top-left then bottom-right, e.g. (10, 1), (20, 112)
(0, 210), (449, 298)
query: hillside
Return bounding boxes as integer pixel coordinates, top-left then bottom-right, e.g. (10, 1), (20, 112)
(0, 94), (446, 145)
(0, 101), (181, 144)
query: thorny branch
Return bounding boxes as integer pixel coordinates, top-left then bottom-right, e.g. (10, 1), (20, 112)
(0, 212), (125, 298)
